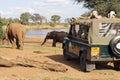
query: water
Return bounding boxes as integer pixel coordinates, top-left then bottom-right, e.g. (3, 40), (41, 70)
(26, 29), (69, 36)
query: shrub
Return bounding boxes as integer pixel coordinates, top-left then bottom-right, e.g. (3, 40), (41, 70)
(0, 21), (4, 39)
(49, 22), (56, 27)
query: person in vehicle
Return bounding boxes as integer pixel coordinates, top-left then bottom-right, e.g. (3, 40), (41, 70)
(108, 11), (116, 19)
(89, 10), (102, 19)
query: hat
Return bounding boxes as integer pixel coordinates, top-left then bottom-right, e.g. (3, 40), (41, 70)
(110, 11), (116, 15)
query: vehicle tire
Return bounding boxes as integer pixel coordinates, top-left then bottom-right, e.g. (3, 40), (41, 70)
(114, 62), (120, 71)
(80, 52), (87, 72)
(110, 36), (120, 57)
(63, 43), (70, 61)
(63, 48), (70, 61)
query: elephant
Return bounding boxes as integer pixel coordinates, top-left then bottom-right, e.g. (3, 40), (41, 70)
(41, 31), (68, 47)
(3, 23), (26, 49)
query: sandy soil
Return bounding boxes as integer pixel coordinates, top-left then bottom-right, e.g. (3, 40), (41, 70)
(0, 36), (120, 80)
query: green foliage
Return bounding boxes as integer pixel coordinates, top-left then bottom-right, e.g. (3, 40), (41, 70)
(20, 12), (31, 25)
(30, 13), (46, 24)
(20, 12), (47, 25)
(0, 17), (20, 39)
(0, 26), (3, 39)
(8, 18), (20, 23)
(0, 18), (4, 39)
(81, 12), (91, 17)
(49, 22), (56, 27)
(0, 18), (8, 25)
(75, 0), (120, 17)
(51, 15), (61, 23)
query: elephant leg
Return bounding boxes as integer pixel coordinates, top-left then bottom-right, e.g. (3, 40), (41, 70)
(17, 35), (24, 50)
(52, 39), (56, 47)
(9, 38), (15, 49)
(19, 40), (23, 50)
(16, 38), (20, 49)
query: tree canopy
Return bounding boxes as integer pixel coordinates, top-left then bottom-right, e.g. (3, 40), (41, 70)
(51, 15), (61, 23)
(20, 12), (31, 25)
(75, 0), (120, 17)
(30, 13), (47, 24)
(31, 13), (42, 24)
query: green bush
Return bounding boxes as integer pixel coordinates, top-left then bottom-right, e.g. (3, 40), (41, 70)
(49, 22), (56, 27)
(0, 22), (4, 39)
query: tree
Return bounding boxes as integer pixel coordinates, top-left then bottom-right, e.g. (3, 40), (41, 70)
(7, 18), (20, 23)
(74, 0), (120, 17)
(81, 12), (91, 17)
(20, 12), (31, 25)
(51, 15), (61, 23)
(30, 13), (47, 24)
(41, 16), (47, 23)
(0, 17), (5, 39)
(64, 18), (71, 23)
(31, 13), (41, 24)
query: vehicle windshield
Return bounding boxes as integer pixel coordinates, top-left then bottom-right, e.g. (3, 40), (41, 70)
(99, 23), (120, 37)
(68, 23), (90, 40)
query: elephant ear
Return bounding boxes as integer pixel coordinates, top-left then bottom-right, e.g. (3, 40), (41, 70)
(52, 32), (57, 38)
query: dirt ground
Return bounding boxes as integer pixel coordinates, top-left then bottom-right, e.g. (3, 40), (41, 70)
(0, 36), (120, 80)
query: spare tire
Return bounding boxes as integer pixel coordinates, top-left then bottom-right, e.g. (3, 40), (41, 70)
(110, 36), (120, 57)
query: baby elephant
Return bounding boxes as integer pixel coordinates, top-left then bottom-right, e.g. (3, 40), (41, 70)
(41, 31), (68, 47)
(3, 23), (26, 49)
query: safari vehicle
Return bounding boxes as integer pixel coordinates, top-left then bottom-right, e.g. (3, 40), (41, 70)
(62, 18), (120, 72)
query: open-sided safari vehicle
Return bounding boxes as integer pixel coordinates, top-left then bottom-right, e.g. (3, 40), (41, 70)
(62, 18), (120, 72)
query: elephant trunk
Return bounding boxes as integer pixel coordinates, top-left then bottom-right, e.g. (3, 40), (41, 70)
(41, 37), (48, 46)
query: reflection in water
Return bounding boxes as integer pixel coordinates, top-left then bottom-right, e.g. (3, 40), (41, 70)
(26, 29), (69, 36)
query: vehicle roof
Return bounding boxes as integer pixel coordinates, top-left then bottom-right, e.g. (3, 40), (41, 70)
(70, 18), (120, 24)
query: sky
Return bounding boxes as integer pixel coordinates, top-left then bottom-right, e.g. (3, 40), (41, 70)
(0, 0), (89, 21)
